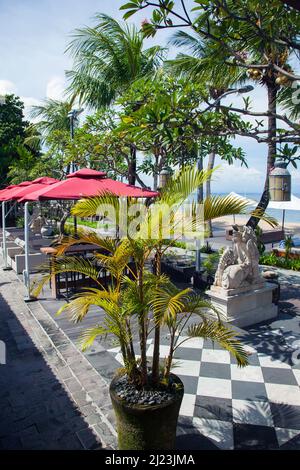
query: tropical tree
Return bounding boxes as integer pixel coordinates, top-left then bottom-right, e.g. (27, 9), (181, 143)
(120, 0), (300, 227)
(30, 98), (73, 137)
(33, 165), (277, 388)
(118, 73), (247, 190)
(66, 109), (140, 184)
(0, 94), (41, 186)
(30, 98), (78, 176)
(66, 14), (164, 185)
(66, 13), (164, 109)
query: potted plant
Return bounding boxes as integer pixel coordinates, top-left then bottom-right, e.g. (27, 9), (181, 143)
(33, 166), (276, 450)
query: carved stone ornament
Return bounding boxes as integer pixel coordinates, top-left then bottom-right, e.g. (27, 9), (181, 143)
(213, 225), (264, 292)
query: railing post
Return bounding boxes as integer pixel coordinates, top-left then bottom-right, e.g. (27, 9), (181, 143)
(2, 201), (11, 271)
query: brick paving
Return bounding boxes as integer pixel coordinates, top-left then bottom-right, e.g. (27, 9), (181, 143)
(0, 267), (116, 450)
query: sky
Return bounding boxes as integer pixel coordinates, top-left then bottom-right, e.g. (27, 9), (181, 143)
(0, 0), (299, 195)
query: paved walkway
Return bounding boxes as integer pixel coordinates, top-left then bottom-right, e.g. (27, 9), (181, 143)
(1, 260), (300, 450)
(0, 266), (116, 450)
(38, 267), (300, 450)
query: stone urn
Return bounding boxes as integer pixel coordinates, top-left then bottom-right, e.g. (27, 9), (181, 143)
(41, 223), (56, 238)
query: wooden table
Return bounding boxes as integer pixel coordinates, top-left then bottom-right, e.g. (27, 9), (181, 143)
(40, 243), (106, 299)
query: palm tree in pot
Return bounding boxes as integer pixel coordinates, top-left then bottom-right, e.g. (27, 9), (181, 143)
(33, 166), (276, 450)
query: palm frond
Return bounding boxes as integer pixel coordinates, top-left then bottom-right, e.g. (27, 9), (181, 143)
(43, 256), (101, 284)
(66, 14), (164, 108)
(78, 325), (110, 351)
(150, 285), (192, 325)
(56, 288), (114, 323)
(187, 321), (248, 367)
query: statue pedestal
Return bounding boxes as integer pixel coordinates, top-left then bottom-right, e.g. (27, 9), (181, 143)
(207, 282), (278, 328)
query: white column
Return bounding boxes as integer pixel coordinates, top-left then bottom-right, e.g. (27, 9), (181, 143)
(23, 202), (31, 301)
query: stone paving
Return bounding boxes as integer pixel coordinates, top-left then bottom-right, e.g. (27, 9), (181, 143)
(0, 266), (116, 450)
(37, 266), (300, 450)
(1, 260), (300, 450)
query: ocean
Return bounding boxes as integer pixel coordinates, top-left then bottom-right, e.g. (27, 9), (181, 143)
(190, 192), (300, 225)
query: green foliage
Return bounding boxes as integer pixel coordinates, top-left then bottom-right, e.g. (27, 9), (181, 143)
(117, 73), (247, 182)
(202, 252), (220, 276)
(255, 226), (265, 256)
(284, 235), (293, 259)
(259, 252), (300, 271)
(16, 216), (24, 228)
(199, 242), (213, 253)
(0, 94), (34, 186)
(66, 218), (98, 229)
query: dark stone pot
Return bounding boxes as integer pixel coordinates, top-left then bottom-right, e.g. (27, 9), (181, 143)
(109, 374), (184, 450)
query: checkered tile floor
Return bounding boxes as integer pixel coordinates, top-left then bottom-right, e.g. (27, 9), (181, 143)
(109, 331), (300, 450)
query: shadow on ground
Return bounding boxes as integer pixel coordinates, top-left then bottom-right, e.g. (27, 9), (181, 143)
(0, 292), (101, 450)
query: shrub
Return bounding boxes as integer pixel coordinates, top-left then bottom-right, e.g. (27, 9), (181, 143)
(259, 252), (300, 271)
(16, 216), (24, 228)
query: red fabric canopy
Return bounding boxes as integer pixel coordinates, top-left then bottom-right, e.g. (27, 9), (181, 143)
(0, 181), (33, 202)
(0, 177), (58, 202)
(0, 185), (17, 196)
(18, 168), (158, 201)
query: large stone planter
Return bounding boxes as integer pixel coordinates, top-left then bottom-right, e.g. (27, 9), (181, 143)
(109, 374), (184, 450)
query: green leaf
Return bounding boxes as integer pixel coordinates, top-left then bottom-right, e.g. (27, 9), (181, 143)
(123, 9), (139, 20)
(119, 2), (140, 10)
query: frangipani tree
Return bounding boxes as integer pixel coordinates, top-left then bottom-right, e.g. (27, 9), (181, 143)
(120, 0), (300, 227)
(118, 73), (248, 190)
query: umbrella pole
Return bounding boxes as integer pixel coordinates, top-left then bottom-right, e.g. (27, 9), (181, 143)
(74, 215), (78, 237)
(2, 202), (17, 271)
(282, 209), (285, 232)
(23, 202), (36, 302)
(2, 202), (8, 270)
(2, 202), (12, 271)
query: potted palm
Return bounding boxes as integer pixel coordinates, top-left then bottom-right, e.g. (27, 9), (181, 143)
(33, 166), (276, 450)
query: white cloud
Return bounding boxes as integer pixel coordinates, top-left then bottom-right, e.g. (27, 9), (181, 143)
(0, 79), (17, 95)
(46, 76), (66, 101)
(21, 96), (41, 121)
(0, 79), (40, 120)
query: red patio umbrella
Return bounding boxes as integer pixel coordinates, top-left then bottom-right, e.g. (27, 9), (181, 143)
(18, 168), (158, 202)
(1, 176), (59, 278)
(1, 177), (58, 201)
(0, 181), (33, 201)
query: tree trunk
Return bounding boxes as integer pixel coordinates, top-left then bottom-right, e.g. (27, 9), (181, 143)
(151, 250), (162, 386)
(197, 155), (203, 203)
(153, 153), (159, 191)
(153, 173), (158, 191)
(138, 267), (148, 386)
(206, 150), (216, 237)
(247, 81), (277, 229)
(128, 145), (137, 185)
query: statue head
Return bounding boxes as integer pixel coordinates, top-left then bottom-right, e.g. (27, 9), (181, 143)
(241, 225), (256, 243)
(232, 225), (242, 243)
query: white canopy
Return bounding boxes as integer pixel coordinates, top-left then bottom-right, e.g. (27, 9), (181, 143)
(268, 194), (300, 211)
(228, 192), (257, 207)
(228, 191), (300, 229)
